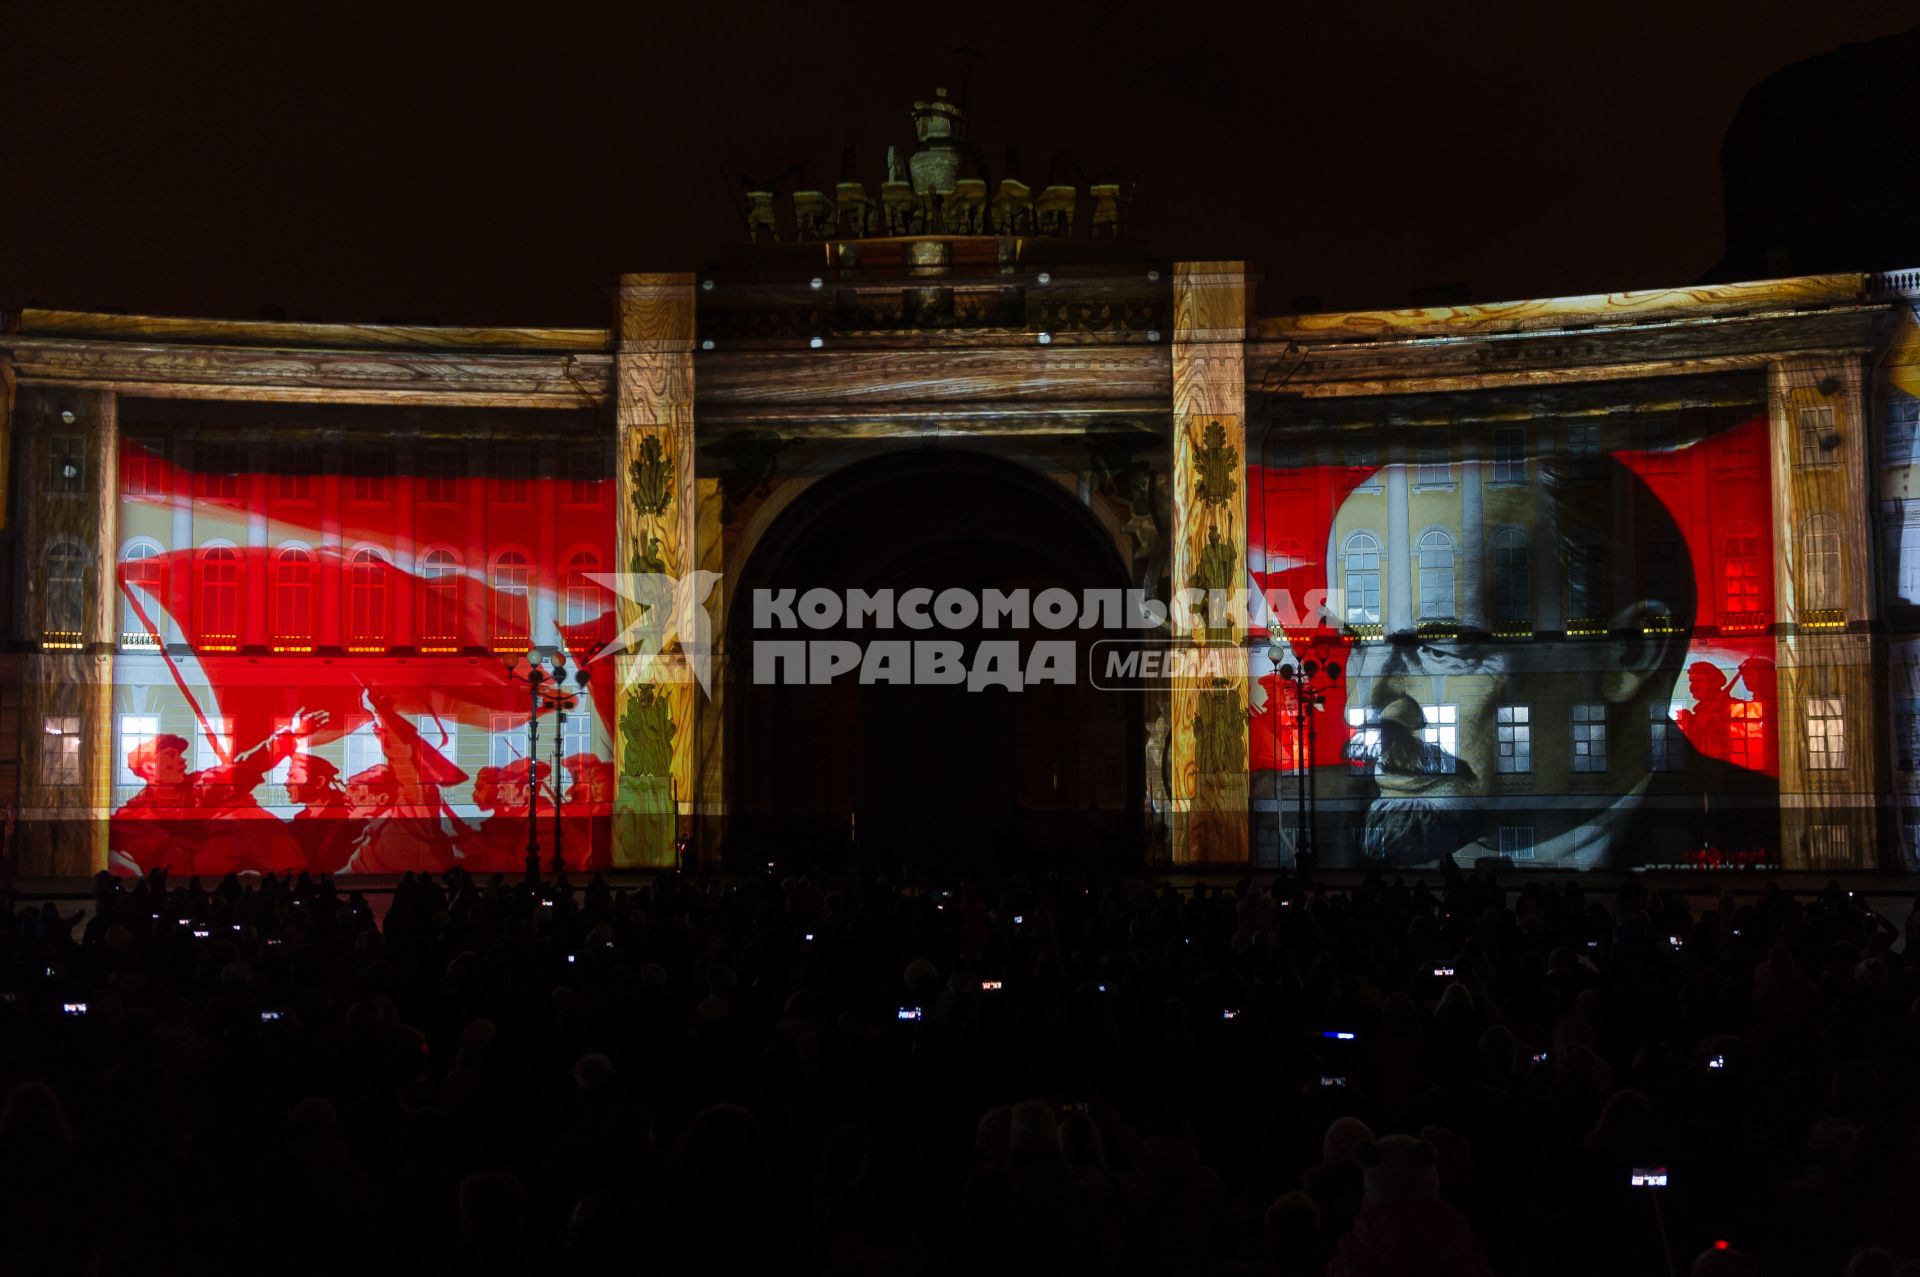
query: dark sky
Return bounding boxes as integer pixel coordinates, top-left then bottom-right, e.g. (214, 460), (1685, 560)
(3, 0), (1917, 326)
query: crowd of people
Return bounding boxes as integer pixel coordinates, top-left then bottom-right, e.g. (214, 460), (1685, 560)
(0, 861), (1911, 1275)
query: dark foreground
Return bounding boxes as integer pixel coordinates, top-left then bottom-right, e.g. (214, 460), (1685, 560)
(0, 865), (1908, 1276)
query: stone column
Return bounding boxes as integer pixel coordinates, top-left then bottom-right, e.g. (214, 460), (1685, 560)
(1459, 457), (1485, 631)
(1531, 420), (1564, 633)
(1386, 465), (1413, 634)
(15, 387), (116, 876)
(1769, 355), (1881, 869)
(1169, 261), (1249, 864)
(613, 274), (698, 868)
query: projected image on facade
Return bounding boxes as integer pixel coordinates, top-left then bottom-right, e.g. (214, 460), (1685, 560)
(1251, 391), (1792, 871)
(103, 407), (618, 877)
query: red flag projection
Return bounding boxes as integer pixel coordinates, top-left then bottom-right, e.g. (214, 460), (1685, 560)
(1249, 411), (1780, 871)
(108, 431), (617, 878)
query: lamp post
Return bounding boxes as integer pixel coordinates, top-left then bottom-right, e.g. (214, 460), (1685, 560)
(549, 659), (591, 876)
(1266, 649), (1341, 869)
(502, 647), (586, 879)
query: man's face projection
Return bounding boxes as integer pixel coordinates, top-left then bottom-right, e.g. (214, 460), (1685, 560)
(1343, 635), (1512, 867)
(1327, 455), (1688, 868)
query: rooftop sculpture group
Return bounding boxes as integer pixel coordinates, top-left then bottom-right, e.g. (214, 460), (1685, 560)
(738, 89), (1131, 244)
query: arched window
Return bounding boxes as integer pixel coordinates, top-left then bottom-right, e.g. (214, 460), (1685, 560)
(420, 549), (460, 649)
(346, 548), (389, 649)
(1268, 537), (1306, 573)
(565, 550), (603, 629)
(1417, 529), (1456, 620)
(1492, 528), (1529, 623)
(490, 550), (530, 648)
(197, 545), (241, 649)
(1343, 533), (1381, 624)
(43, 539), (86, 643)
(1723, 521), (1762, 616)
(1799, 513), (1841, 611)
(273, 547), (315, 649)
(120, 540), (165, 647)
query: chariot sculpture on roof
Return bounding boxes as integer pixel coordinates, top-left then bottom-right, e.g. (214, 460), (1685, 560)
(735, 88), (1132, 244)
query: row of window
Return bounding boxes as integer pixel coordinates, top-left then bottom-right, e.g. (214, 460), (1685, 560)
(42, 709), (599, 789)
(1325, 515), (1842, 625)
(44, 542), (610, 651)
(1272, 411), (1835, 479)
(1339, 698), (1846, 775)
(121, 440), (608, 506)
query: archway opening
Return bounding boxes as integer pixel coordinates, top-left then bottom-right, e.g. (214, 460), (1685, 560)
(727, 449), (1144, 875)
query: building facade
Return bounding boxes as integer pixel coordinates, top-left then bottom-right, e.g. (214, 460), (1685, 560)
(2, 119), (1916, 879)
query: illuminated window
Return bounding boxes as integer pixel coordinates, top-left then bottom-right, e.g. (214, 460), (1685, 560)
(1421, 705), (1458, 774)
(120, 541), (165, 647)
(194, 717), (232, 772)
(43, 539), (87, 642)
(1729, 700), (1766, 771)
(275, 445), (315, 500)
(198, 442), (242, 500)
(197, 546), (241, 649)
(1799, 406), (1837, 468)
(492, 447), (531, 504)
(1565, 422), (1601, 481)
(1806, 697), (1846, 770)
(1899, 697), (1920, 772)
(1650, 705), (1687, 772)
(565, 550), (603, 628)
(1417, 436), (1450, 485)
(1809, 823), (1851, 867)
(343, 720), (382, 777)
(421, 446), (460, 503)
(347, 549), (389, 649)
(1417, 530), (1455, 619)
(1498, 826), (1534, 860)
(490, 713), (521, 768)
(117, 714), (158, 790)
(1492, 428), (1525, 483)
(1799, 514), (1841, 611)
(1345, 705), (1382, 774)
(1268, 537), (1306, 574)
(1571, 704), (1607, 773)
(1900, 525), (1920, 605)
(273, 548), (315, 648)
(490, 550), (531, 647)
(1722, 521), (1762, 615)
(123, 437), (165, 497)
(1569, 544), (1606, 620)
(1492, 528), (1529, 624)
(41, 716), (81, 786)
(1343, 533), (1381, 624)
(420, 549), (460, 648)
(1496, 706), (1530, 773)
(561, 700), (592, 762)
(347, 448), (389, 502)
(49, 434), (85, 495)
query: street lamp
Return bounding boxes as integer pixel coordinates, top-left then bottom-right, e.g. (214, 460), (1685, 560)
(1267, 649), (1341, 870)
(501, 646), (587, 879)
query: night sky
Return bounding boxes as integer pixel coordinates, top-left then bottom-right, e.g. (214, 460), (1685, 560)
(3, 1), (1917, 326)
